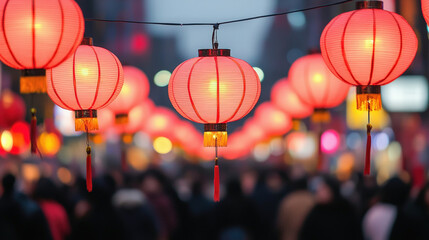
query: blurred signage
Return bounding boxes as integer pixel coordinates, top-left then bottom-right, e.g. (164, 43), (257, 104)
(382, 75), (428, 112)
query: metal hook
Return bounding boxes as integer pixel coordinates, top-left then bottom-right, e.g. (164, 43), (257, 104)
(212, 24), (219, 49)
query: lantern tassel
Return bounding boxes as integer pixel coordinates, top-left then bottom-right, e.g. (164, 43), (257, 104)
(214, 140), (220, 202)
(20, 69), (47, 94)
(317, 130), (324, 171)
(86, 146), (92, 192)
(364, 102), (373, 176)
(75, 118), (99, 132)
(30, 108), (37, 154)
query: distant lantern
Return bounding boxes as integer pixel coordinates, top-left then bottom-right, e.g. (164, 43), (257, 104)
(271, 78), (313, 130)
(320, 1), (417, 175)
(0, 90), (26, 128)
(46, 37), (124, 191)
(0, 0), (84, 93)
(168, 46), (261, 201)
(254, 102), (292, 137)
(422, 0), (429, 30)
(108, 66), (150, 125)
(289, 53), (350, 123)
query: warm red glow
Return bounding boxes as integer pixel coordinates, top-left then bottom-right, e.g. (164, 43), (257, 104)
(131, 33), (150, 54)
(0, 0), (84, 69)
(271, 78), (313, 119)
(143, 107), (178, 140)
(10, 121), (30, 155)
(289, 54), (350, 109)
(0, 90), (26, 128)
(46, 45), (124, 111)
(254, 102), (292, 137)
(321, 8), (417, 86)
(169, 54), (261, 124)
(113, 99), (155, 134)
(108, 66), (149, 115)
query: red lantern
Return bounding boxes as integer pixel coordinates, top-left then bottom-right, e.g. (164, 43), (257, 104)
(0, 90), (26, 128)
(108, 66), (150, 124)
(254, 102), (292, 137)
(289, 53), (350, 123)
(320, 1), (417, 175)
(0, 0), (84, 93)
(142, 106), (178, 140)
(46, 38), (124, 191)
(271, 78), (313, 129)
(168, 47), (260, 202)
(9, 121), (30, 155)
(321, 1), (417, 110)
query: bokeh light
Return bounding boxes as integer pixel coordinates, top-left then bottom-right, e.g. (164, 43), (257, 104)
(22, 164), (40, 182)
(286, 132), (316, 160)
(153, 136), (173, 154)
(321, 129), (340, 154)
(253, 67), (264, 82)
(57, 167), (72, 185)
(1, 130), (13, 152)
(346, 132), (362, 150)
(253, 143), (271, 162)
(374, 132), (389, 151)
(287, 12), (306, 29)
(154, 70), (171, 87)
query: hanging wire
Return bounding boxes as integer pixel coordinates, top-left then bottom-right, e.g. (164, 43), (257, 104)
(212, 24), (219, 49)
(84, 0), (352, 27)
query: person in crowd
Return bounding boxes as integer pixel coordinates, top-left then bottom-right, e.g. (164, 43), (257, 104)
(277, 177), (315, 240)
(362, 177), (411, 240)
(0, 173), (53, 240)
(112, 174), (160, 240)
(141, 170), (179, 240)
(187, 181), (215, 240)
(299, 176), (362, 240)
(215, 178), (262, 240)
(251, 169), (288, 239)
(34, 178), (71, 240)
(71, 175), (124, 240)
(402, 182), (429, 239)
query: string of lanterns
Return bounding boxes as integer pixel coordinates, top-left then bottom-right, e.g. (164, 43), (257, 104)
(0, 0), (422, 200)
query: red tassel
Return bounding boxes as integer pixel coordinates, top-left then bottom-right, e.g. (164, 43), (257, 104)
(121, 149), (128, 172)
(364, 124), (372, 176)
(30, 108), (37, 154)
(214, 165), (219, 202)
(86, 146), (92, 192)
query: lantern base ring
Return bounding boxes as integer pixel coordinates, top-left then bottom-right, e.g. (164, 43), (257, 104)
(311, 109), (331, 123)
(199, 49), (231, 57)
(115, 113), (129, 125)
(75, 109), (97, 119)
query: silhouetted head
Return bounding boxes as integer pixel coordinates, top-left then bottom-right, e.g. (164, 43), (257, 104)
(2, 173), (15, 195)
(315, 176), (341, 204)
(34, 177), (57, 200)
(380, 177), (410, 207)
(226, 178), (243, 197)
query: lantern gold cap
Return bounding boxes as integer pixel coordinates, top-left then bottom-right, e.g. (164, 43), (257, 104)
(81, 37), (93, 46)
(199, 49), (230, 57)
(356, 1), (383, 10)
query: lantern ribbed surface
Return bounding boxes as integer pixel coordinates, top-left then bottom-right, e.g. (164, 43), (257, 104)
(289, 53), (350, 109)
(168, 53), (260, 124)
(0, 0), (84, 69)
(271, 78), (313, 119)
(46, 45), (124, 111)
(320, 7), (417, 86)
(108, 66), (149, 116)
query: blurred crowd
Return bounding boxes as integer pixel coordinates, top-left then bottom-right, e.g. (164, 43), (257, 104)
(0, 163), (428, 240)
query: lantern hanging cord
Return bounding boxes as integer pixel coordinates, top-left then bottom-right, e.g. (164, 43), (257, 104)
(212, 24), (219, 49)
(84, 0), (352, 27)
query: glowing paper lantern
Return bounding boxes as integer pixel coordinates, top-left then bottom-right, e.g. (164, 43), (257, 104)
(0, 90), (26, 128)
(46, 38), (124, 191)
(271, 78), (313, 129)
(116, 99), (154, 135)
(0, 0), (84, 93)
(142, 106), (178, 140)
(168, 48), (261, 201)
(37, 119), (62, 157)
(108, 66), (149, 124)
(320, 1), (417, 174)
(289, 53), (350, 123)
(254, 102), (292, 137)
